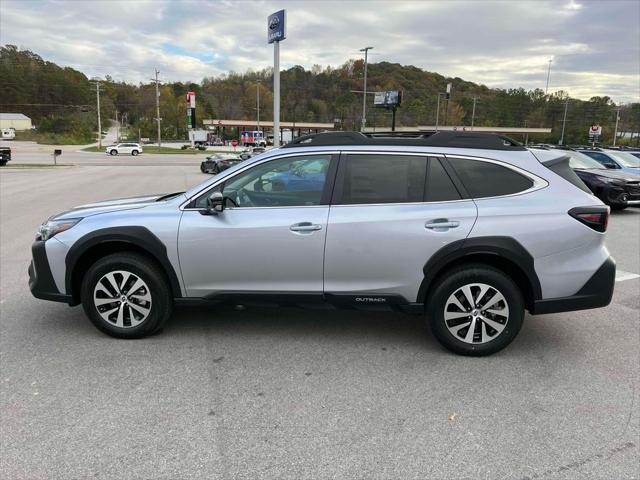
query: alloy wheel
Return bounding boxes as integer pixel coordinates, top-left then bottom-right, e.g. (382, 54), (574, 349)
(444, 282), (509, 344)
(93, 270), (152, 328)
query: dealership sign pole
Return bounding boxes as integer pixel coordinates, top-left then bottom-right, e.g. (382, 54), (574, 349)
(268, 10), (286, 147)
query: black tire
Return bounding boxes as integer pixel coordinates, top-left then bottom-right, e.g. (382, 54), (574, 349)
(200, 163), (206, 173)
(81, 252), (173, 339)
(110, 149), (118, 156)
(427, 264), (524, 356)
(131, 150), (139, 156)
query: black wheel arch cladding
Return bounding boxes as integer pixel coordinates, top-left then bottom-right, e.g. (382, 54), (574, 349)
(417, 236), (542, 306)
(65, 226), (182, 304)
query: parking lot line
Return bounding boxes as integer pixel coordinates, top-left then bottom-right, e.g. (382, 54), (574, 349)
(615, 270), (640, 282)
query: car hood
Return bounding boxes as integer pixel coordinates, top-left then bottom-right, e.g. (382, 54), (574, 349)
(574, 169), (640, 182)
(51, 194), (166, 220)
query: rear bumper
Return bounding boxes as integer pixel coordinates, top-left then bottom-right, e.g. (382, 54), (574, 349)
(531, 256), (616, 314)
(28, 241), (72, 304)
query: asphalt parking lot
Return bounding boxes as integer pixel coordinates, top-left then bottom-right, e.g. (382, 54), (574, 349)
(1, 156), (639, 479)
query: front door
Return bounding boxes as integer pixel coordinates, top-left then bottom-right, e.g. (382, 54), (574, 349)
(323, 153), (477, 303)
(178, 153), (336, 297)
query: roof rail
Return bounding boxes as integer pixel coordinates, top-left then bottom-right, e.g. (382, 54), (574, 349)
(281, 130), (526, 151)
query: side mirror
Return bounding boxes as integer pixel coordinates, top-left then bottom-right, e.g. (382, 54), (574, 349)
(604, 162), (618, 169)
(205, 191), (224, 215)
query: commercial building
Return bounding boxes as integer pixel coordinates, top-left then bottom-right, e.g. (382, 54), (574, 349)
(0, 113), (33, 131)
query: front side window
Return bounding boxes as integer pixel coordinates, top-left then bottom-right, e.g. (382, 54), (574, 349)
(337, 154), (428, 204)
(448, 158), (534, 198)
(194, 154), (331, 208)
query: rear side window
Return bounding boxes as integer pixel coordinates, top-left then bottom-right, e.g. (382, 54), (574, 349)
(426, 157), (461, 201)
(448, 158), (533, 198)
(338, 154), (428, 204)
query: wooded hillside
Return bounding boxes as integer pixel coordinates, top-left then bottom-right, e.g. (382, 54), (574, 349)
(1, 45), (638, 144)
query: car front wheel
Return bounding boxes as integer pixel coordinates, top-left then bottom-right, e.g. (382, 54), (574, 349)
(81, 252), (172, 339)
(110, 150), (118, 156)
(427, 264), (524, 356)
(131, 150), (139, 156)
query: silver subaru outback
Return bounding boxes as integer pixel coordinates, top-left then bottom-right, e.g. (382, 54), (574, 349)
(29, 132), (615, 356)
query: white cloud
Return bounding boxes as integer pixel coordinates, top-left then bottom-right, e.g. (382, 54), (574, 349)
(0, 0), (638, 102)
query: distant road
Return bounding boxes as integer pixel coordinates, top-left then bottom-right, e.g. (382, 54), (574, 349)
(4, 140), (204, 167)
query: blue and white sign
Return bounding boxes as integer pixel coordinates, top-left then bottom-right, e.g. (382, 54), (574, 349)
(267, 10), (286, 44)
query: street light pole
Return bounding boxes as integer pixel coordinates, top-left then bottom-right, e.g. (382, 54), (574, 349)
(545, 58), (552, 96)
(471, 96), (478, 130)
(94, 81), (102, 148)
(360, 46), (373, 132)
(613, 106), (621, 146)
(256, 80), (261, 133)
(151, 69), (161, 147)
(559, 98), (569, 145)
(435, 93), (444, 132)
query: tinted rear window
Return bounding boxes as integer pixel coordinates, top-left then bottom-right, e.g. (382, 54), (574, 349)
(338, 154), (428, 204)
(448, 158), (533, 198)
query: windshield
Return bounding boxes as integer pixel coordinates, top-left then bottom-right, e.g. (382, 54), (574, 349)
(605, 151), (640, 168)
(565, 150), (606, 169)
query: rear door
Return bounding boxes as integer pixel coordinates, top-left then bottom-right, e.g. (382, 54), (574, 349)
(323, 152), (477, 304)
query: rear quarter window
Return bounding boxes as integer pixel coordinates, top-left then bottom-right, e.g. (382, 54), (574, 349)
(448, 158), (533, 198)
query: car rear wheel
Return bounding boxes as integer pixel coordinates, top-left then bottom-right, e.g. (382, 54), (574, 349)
(110, 149), (118, 156)
(427, 264), (524, 356)
(81, 252), (172, 339)
(131, 150), (139, 156)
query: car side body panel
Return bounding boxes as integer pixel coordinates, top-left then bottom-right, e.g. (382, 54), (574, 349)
(323, 201), (477, 301)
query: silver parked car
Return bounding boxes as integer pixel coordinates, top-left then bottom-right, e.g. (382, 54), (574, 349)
(30, 132), (615, 355)
(105, 142), (143, 156)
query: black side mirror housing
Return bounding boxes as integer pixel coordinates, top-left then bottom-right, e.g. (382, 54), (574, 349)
(205, 191), (224, 215)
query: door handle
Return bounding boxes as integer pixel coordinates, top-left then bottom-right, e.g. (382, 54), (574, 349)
(290, 222), (323, 233)
(425, 219), (460, 231)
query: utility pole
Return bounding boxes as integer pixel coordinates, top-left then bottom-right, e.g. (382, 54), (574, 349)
(115, 110), (119, 142)
(256, 80), (261, 133)
(559, 98), (569, 145)
(94, 81), (102, 148)
(435, 93), (444, 132)
(360, 46), (373, 132)
(443, 83), (452, 126)
(471, 96), (478, 130)
(151, 69), (161, 147)
(545, 58), (552, 96)
(613, 106), (621, 146)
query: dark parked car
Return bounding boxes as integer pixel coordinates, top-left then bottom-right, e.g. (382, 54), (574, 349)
(563, 149), (640, 210)
(0, 145), (11, 166)
(200, 153), (243, 174)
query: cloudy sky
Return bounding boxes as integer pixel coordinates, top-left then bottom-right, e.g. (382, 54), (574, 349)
(1, 0), (638, 102)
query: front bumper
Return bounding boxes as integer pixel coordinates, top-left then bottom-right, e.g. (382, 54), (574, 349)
(28, 241), (71, 303)
(531, 256), (616, 315)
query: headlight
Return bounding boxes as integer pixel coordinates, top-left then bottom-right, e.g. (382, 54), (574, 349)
(36, 218), (82, 241)
(599, 177), (623, 186)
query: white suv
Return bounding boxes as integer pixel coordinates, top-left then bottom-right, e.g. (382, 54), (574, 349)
(105, 143), (143, 156)
(30, 132), (615, 355)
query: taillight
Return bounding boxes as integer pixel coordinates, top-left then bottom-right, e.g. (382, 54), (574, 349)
(569, 206), (609, 232)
